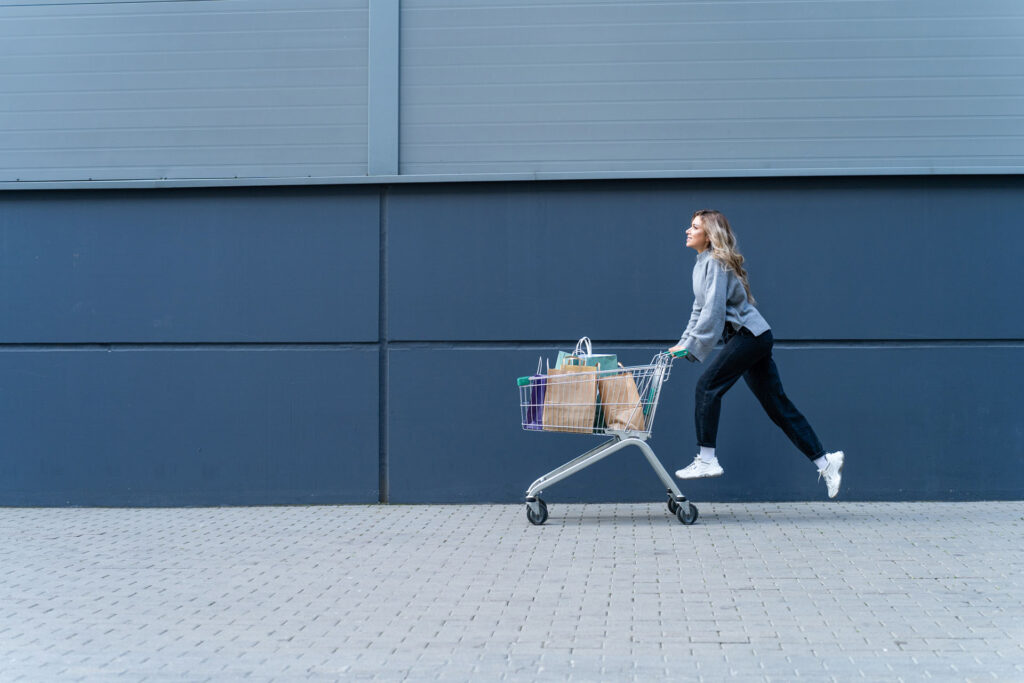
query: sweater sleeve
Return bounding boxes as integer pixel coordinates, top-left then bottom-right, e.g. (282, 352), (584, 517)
(679, 299), (702, 343)
(678, 260), (728, 362)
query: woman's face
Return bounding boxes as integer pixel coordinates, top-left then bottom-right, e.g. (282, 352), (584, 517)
(685, 217), (710, 253)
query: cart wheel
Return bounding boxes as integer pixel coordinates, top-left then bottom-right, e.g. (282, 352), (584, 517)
(676, 502), (699, 525)
(667, 498), (679, 515)
(526, 499), (549, 525)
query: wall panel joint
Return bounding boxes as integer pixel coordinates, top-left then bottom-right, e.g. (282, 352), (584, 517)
(368, 0), (400, 176)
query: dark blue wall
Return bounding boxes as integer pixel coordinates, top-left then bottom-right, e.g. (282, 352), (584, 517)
(388, 178), (1024, 341)
(0, 187), (380, 506)
(388, 345), (1024, 503)
(0, 188), (379, 343)
(1, 178), (1022, 505)
(0, 347), (379, 506)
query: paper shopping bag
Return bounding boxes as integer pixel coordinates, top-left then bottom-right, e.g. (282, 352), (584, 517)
(556, 355), (613, 429)
(542, 364), (597, 433)
(555, 338), (617, 429)
(598, 369), (645, 432)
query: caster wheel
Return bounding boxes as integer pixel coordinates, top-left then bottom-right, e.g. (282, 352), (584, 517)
(667, 498), (679, 515)
(526, 498), (548, 525)
(676, 502), (699, 525)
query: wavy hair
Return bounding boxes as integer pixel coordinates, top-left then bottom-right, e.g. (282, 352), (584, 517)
(692, 209), (756, 304)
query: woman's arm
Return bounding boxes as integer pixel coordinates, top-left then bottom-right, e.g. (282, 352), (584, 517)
(679, 299), (702, 343)
(671, 300), (702, 360)
(677, 260), (728, 362)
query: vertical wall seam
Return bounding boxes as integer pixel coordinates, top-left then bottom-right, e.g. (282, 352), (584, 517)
(368, 0), (400, 176)
(378, 187), (390, 503)
(372, 0), (398, 502)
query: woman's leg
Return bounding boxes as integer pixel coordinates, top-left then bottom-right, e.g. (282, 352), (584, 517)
(694, 330), (772, 448)
(742, 344), (825, 461)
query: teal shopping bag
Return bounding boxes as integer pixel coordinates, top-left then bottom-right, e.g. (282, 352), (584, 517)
(554, 350), (617, 372)
(554, 336), (617, 372)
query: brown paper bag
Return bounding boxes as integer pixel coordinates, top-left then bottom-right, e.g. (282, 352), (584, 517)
(598, 369), (645, 432)
(542, 363), (597, 433)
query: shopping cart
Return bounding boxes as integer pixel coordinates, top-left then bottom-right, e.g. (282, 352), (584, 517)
(516, 350), (698, 525)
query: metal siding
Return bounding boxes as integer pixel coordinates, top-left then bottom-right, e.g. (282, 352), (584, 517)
(0, 187), (380, 343)
(401, 0), (1024, 176)
(368, 0), (400, 175)
(1, 177), (1021, 506)
(387, 346), (1024, 503)
(0, 347), (379, 506)
(386, 176), (1024, 342)
(0, 0), (368, 183)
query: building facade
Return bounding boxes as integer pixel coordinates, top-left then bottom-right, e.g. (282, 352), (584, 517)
(1, 0), (1022, 504)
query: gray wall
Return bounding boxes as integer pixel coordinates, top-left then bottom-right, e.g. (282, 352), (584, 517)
(3, 0), (1024, 188)
(2, 177), (1022, 505)
(401, 0), (1024, 177)
(1, 0), (368, 185)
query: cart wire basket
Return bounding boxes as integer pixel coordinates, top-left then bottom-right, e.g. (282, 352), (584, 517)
(516, 351), (698, 526)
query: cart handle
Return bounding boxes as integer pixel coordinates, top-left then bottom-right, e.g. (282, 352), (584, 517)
(669, 349), (690, 359)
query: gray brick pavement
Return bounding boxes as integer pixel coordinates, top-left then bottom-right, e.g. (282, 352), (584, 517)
(0, 502), (1022, 681)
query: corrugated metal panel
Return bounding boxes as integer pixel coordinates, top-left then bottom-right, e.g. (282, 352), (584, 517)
(401, 0), (1024, 176)
(0, 0), (368, 183)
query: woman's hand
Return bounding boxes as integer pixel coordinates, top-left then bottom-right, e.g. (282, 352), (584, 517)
(668, 345), (696, 361)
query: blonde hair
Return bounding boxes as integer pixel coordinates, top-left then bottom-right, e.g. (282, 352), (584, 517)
(692, 209), (756, 304)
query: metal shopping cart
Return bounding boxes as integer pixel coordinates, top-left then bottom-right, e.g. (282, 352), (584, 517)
(516, 350), (698, 526)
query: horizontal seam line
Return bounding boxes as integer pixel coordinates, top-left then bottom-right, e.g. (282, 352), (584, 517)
(388, 340), (1024, 347)
(2, 340), (1023, 350)
(0, 342), (380, 351)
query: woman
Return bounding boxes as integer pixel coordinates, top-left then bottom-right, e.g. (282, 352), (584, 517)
(668, 209), (845, 498)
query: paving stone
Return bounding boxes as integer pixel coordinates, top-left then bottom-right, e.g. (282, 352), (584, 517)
(0, 502), (1021, 680)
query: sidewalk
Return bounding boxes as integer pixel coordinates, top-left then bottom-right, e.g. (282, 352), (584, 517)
(1, 502), (1021, 681)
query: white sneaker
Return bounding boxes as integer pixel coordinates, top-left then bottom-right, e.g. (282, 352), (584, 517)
(818, 451), (845, 499)
(675, 456), (724, 480)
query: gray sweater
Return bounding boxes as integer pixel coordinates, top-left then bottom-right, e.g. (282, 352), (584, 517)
(677, 249), (771, 362)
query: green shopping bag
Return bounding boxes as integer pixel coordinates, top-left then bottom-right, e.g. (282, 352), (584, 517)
(554, 337), (617, 372)
(555, 350), (617, 372)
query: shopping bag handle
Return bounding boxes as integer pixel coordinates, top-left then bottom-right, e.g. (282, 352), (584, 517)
(573, 336), (592, 357)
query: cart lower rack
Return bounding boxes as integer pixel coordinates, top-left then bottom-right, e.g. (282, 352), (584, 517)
(517, 351), (697, 525)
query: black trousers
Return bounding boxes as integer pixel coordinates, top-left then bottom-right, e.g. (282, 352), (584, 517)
(694, 327), (824, 461)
